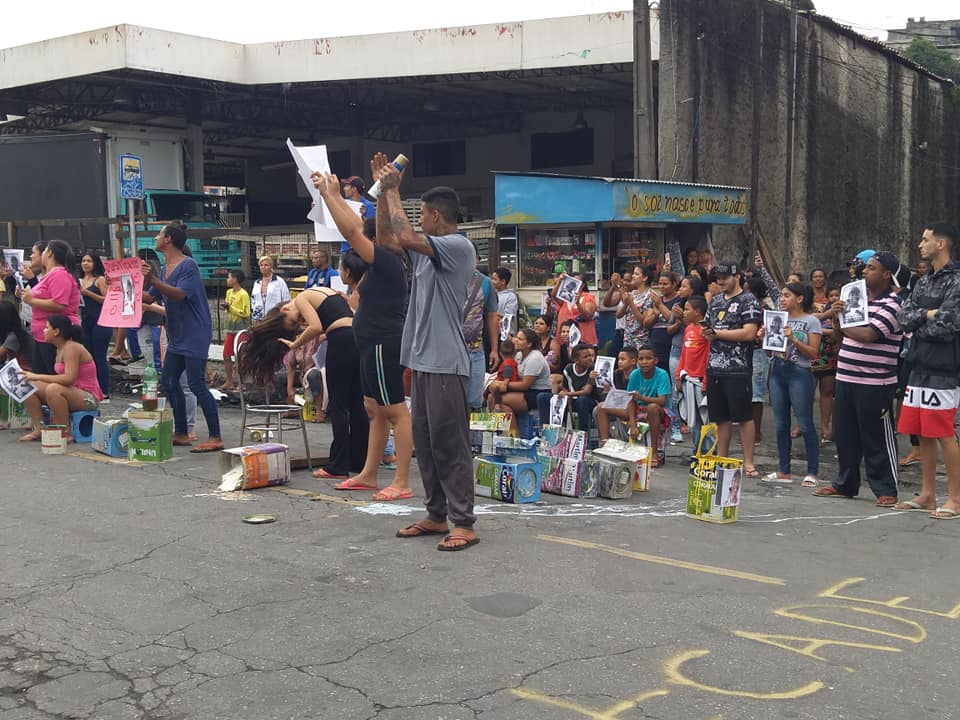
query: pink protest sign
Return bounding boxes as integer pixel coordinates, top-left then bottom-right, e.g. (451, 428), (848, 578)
(99, 258), (144, 328)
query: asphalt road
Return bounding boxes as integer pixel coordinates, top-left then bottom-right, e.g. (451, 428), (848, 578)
(2, 405), (958, 720)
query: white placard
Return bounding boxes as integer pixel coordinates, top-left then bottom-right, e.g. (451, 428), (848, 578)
(0, 359), (37, 403)
(602, 388), (634, 410)
(549, 394), (568, 426)
(567, 323), (582, 349)
(839, 279), (869, 328)
(555, 275), (582, 307)
(594, 355), (616, 388)
(286, 139), (363, 244)
(762, 310), (789, 352)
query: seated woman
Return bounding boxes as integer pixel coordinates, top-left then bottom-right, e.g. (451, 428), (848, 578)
(19, 314), (103, 443)
(241, 286), (368, 480)
(487, 327), (552, 435)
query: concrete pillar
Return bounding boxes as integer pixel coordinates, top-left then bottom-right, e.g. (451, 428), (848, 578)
(185, 93), (204, 192)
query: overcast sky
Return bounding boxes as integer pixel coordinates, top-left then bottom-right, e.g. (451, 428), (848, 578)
(0, 0), (956, 48)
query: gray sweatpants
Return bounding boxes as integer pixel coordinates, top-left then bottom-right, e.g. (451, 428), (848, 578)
(411, 371), (475, 529)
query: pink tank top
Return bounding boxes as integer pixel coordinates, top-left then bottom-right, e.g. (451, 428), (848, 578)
(55, 358), (104, 400)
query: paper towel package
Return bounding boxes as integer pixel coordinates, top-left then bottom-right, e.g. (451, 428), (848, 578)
(473, 455), (541, 504)
(219, 443), (291, 491)
(543, 458), (597, 498)
(586, 454), (635, 500)
(592, 439), (652, 492)
(470, 430), (497, 456)
(469, 412), (512, 433)
(91, 418), (129, 458)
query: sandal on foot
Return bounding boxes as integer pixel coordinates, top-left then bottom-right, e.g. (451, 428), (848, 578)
(333, 477), (378, 490)
(372, 486), (414, 501)
(313, 468), (349, 480)
(801, 475), (819, 488)
(396, 522), (448, 538)
(19, 430), (42, 442)
(437, 533), (480, 552)
(812, 486), (855, 498)
(930, 506), (960, 520)
(899, 454), (921, 467)
(190, 440), (224, 453)
(744, 467), (760, 478)
(760, 472), (793, 485)
(892, 500), (934, 511)
(875, 495), (898, 508)
(172, 435), (194, 447)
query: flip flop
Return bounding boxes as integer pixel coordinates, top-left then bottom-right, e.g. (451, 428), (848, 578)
(173, 436), (194, 447)
(930, 507), (960, 520)
(875, 496), (898, 508)
(891, 500), (934, 512)
(396, 522), (448, 538)
(332, 477), (377, 490)
(437, 534), (480, 552)
(372, 486), (414, 501)
(744, 467), (760, 478)
(899, 455), (921, 467)
(190, 441), (224, 453)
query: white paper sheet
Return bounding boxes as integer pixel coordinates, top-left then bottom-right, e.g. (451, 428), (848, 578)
(286, 138), (363, 243)
(603, 388), (633, 410)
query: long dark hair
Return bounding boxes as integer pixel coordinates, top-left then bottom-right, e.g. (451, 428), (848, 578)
(340, 249), (369, 284)
(239, 306), (296, 386)
(784, 282), (814, 312)
(516, 327), (540, 354)
(46, 239), (76, 274)
(46, 314), (83, 343)
(81, 251), (106, 277)
(0, 300), (30, 350)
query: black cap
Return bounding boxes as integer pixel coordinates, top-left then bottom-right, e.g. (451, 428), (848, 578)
(714, 262), (738, 276)
(873, 251), (902, 287)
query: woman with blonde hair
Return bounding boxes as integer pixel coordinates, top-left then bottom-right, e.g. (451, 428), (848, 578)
(250, 255), (290, 322)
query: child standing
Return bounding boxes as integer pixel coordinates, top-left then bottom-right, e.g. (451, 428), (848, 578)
(760, 283), (822, 486)
(676, 296), (709, 453)
(220, 270), (250, 391)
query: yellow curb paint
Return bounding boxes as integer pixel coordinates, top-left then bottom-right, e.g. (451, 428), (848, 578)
(537, 534), (786, 586)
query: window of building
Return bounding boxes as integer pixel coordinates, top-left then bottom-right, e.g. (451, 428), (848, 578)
(412, 140), (466, 177)
(530, 128), (594, 170)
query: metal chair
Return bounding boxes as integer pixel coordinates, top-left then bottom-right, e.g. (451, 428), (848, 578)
(235, 332), (312, 470)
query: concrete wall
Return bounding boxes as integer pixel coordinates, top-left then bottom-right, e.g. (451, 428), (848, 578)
(659, 0), (960, 272)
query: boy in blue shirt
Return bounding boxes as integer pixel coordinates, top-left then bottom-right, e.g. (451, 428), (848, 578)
(627, 345), (671, 465)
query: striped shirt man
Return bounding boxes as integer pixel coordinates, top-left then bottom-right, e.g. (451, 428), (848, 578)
(835, 291), (902, 386)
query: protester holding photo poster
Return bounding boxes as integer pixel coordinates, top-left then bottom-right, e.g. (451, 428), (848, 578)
(553, 273), (598, 345)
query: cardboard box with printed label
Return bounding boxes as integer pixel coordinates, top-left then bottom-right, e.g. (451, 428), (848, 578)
(585, 454), (635, 499)
(544, 458), (597, 498)
(469, 412), (512, 433)
(592, 439), (652, 492)
(686, 455), (742, 524)
(219, 443), (291, 491)
(91, 418), (129, 458)
(127, 409), (173, 462)
(473, 455), (541, 504)
(470, 430), (497, 456)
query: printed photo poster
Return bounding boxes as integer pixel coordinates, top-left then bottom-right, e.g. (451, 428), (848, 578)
(567, 323), (582, 349)
(602, 388), (633, 410)
(839, 279), (869, 328)
(99, 258), (144, 328)
(549, 394), (568, 426)
(0, 358), (37, 403)
(717, 467), (742, 508)
(499, 314), (514, 341)
(555, 274), (582, 307)
(594, 355), (616, 389)
(762, 310), (789, 352)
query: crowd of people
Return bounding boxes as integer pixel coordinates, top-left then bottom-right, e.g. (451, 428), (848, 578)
(2, 153), (959, 537)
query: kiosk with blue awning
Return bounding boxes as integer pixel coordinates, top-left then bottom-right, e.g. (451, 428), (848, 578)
(493, 172), (749, 295)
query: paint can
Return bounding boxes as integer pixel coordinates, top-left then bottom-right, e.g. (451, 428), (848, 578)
(41, 425), (67, 455)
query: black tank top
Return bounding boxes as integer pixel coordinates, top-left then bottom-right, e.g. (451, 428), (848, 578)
(308, 289), (353, 332)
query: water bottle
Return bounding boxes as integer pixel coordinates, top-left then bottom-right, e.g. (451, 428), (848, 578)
(367, 154), (410, 199)
(142, 362), (158, 412)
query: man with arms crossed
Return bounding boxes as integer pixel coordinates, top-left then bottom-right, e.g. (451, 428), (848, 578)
(896, 223), (960, 519)
(371, 152), (479, 551)
(701, 262), (761, 476)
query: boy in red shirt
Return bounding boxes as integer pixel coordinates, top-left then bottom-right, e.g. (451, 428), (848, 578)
(488, 338), (519, 411)
(676, 296), (709, 453)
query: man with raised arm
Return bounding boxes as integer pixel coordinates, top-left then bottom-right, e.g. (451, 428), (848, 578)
(369, 152), (479, 552)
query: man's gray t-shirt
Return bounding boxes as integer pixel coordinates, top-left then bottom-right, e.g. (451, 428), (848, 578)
(401, 233), (476, 377)
(497, 289), (519, 337)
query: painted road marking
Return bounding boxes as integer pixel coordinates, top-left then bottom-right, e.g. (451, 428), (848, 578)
(537, 534), (786, 586)
(510, 687), (669, 720)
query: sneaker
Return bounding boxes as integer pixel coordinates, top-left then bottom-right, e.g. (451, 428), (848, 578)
(670, 430), (683, 444)
(100, 397), (111, 405)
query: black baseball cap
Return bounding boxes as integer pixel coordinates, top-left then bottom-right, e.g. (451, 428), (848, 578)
(714, 262), (738, 276)
(872, 251), (903, 287)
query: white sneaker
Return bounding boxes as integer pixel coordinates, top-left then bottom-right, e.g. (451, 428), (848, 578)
(670, 430), (683, 444)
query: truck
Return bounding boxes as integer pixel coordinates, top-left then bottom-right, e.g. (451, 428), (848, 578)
(0, 129), (241, 282)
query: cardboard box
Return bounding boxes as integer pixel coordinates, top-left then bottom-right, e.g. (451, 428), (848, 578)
(492, 435), (538, 461)
(469, 412), (512, 433)
(0, 391), (31, 429)
(592, 440), (652, 492)
(540, 426), (588, 461)
(543, 458), (597, 498)
(473, 455), (541, 504)
(91, 418), (129, 458)
(585, 454), (634, 500)
(686, 455), (742, 524)
(219, 443), (290, 491)
(127, 409), (173, 462)
(470, 430), (497, 456)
